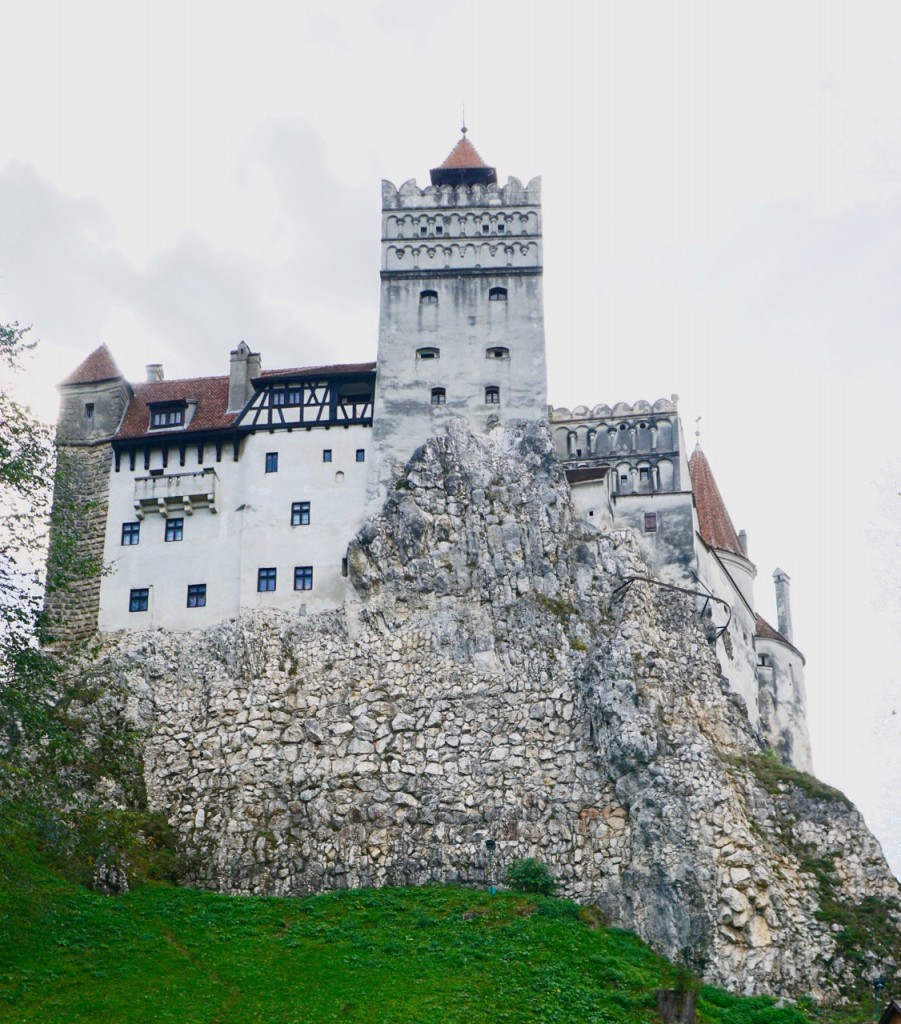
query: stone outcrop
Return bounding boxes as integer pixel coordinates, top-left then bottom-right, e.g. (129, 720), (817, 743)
(82, 420), (900, 1002)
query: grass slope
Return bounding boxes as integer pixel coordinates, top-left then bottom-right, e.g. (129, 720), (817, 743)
(0, 809), (856, 1024)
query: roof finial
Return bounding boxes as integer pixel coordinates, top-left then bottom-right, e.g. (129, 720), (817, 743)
(461, 103), (467, 135)
(695, 416), (702, 447)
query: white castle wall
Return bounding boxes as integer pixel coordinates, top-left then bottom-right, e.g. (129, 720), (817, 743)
(99, 427), (371, 631)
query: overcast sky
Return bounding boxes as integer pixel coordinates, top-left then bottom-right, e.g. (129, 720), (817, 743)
(1, 0), (899, 872)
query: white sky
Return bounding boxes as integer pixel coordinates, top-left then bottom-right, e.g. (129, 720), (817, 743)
(1, 0), (899, 872)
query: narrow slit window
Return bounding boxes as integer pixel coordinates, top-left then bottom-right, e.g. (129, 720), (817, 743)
(489, 287), (507, 302)
(84, 402), (94, 420)
(485, 386), (500, 405)
(431, 387), (446, 405)
(419, 289), (438, 304)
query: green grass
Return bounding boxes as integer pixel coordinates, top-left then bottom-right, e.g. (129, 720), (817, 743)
(0, 804), (863, 1024)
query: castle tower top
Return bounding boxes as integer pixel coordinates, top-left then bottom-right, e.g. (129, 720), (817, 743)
(688, 446), (745, 558)
(430, 131), (498, 187)
(58, 344), (125, 388)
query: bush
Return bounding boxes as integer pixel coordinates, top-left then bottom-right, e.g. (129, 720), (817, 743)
(505, 857), (557, 895)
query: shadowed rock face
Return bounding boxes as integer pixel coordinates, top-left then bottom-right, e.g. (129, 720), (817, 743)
(90, 420), (900, 1002)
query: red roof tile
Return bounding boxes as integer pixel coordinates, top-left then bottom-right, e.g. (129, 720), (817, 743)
(59, 344), (125, 387)
(688, 447), (745, 557)
(437, 135), (490, 170)
(259, 361), (376, 380)
(114, 376), (236, 439)
(755, 614), (789, 644)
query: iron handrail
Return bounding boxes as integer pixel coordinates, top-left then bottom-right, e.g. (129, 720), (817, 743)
(611, 575), (732, 640)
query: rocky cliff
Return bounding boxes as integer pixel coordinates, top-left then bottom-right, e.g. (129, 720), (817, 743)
(82, 420), (900, 1002)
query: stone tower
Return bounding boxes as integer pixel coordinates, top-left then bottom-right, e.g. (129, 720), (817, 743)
(45, 344), (131, 641)
(370, 130), (547, 503)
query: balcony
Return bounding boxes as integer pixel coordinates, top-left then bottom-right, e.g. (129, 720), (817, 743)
(133, 468), (218, 519)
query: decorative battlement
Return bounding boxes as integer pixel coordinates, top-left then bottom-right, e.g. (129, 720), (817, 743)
(550, 397), (677, 421)
(381, 175), (541, 209)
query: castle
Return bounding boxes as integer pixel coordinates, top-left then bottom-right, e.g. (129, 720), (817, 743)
(49, 131), (811, 773)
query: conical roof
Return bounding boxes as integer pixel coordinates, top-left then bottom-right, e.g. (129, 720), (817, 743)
(688, 446), (745, 557)
(58, 344), (125, 387)
(430, 130), (497, 187)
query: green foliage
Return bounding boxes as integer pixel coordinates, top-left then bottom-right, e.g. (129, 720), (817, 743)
(505, 857), (558, 895)
(536, 593), (580, 620)
(744, 749), (853, 809)
(0, 832), (860, 1024)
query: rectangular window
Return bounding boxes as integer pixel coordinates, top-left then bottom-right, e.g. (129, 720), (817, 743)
(294, 566), (313, 591)
(265, 452), (279, 473)
(356, 449), (365, 463)
(84, 403), (94, 420)
(150, 407), (185, 429)
(644, 512), (658, 533)
(639, 467), (650, 480)
(165, 518), (184, 542)
(257, 567), (277, 592)
(187, 584), (207, 608)
(121, 522), (140, 546)
(129, 588), (149, 612)
(270, 388), (302, 407)
(322, 449), (332, 462)
(291, 501), (311, 526)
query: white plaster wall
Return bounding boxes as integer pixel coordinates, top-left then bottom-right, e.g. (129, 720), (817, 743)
(98, 426), (371, 631)
(756, 637), (813, 773)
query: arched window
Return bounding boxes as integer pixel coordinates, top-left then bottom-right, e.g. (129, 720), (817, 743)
(489, 287), (507, 302)
(416, 347), (440, 360)
(420, 289), (438, 304)
(485, 386), (500, 405)
(431, 388), (446, 405)
(485, 346), (509, 360)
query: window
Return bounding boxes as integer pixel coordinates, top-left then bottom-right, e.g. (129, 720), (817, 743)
(419, 290), (438, 304)
(270, 388), (301, 407)
(481, 222), (490, 234)
(291, 501), (311, 526)
(644, 513), (658, 533)
(129, 588), (149, 612)
(322, 449), (332, 463)
(485, 386), (500, 405)
(257, 568), (277, 592)
(497, 222), (505, 234)
(489, 287), (507, 302)
(149, 405), (185, 429)
(294, 566), (313, 591)
(121, 522), (140, 546)
(265, 452), (279, 473)
(420, 225), (428, 236)
(356, 449), (365, 463)
(84, 402), (94, 420)
(187, 584), (206, 608)
(639, 467), (650, 481)
(416, 347), (440, 360)
(435, 224), (443, 236)
(165, 518), (184, 542)
(431, 388), (446, 405)
(486, 346), (509, 359)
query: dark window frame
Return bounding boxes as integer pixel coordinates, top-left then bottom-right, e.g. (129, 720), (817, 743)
(419, 289), (438, 304)
(165, 518), (184, 543)
(644, 512), (658, 533)
(485, 386), (500, 405)
(121, 522), (140, 546)
(356, 449), (365, 463)
(129, 588), (149, 612)
(294, 565), (313, 591)
(322, 449), (332, 463)
(291, 501), (311, 526)
(265, 452), (279, 473)
(187, 584), (207, 608)
(431, 387), (446, 406)
(489, 287), (508, 302)
(257, 567), (277, 592)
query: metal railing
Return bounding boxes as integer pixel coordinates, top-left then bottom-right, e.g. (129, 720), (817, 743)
(611, 574), (732, 640)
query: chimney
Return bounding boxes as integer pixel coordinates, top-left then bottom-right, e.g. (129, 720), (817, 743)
(228, 341), (261, 412)
(773, 568), (793, 643)
(738, 529), (748, 556)
(146, 364), (164, 382)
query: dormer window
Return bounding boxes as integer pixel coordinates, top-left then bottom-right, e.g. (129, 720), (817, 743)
(486, 347), (509, 360)
(417, 347), (440, 360)
(420, 290), (438, 304)
(148, 403), (186, 430)
(489, 287), (507, 302)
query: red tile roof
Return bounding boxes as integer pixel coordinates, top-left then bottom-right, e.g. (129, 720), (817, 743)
(112, 360), (376, 440)
(437, 135), (490, 170)
(59, 344), (125, 387)
(114, 376), (236, 439)
(259, 361), (376, 380)
(755, 614), (789, 644)
(688, 447), (745, 557)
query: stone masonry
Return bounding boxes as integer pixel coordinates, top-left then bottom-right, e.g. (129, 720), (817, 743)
(83, 420), (900, 1002)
